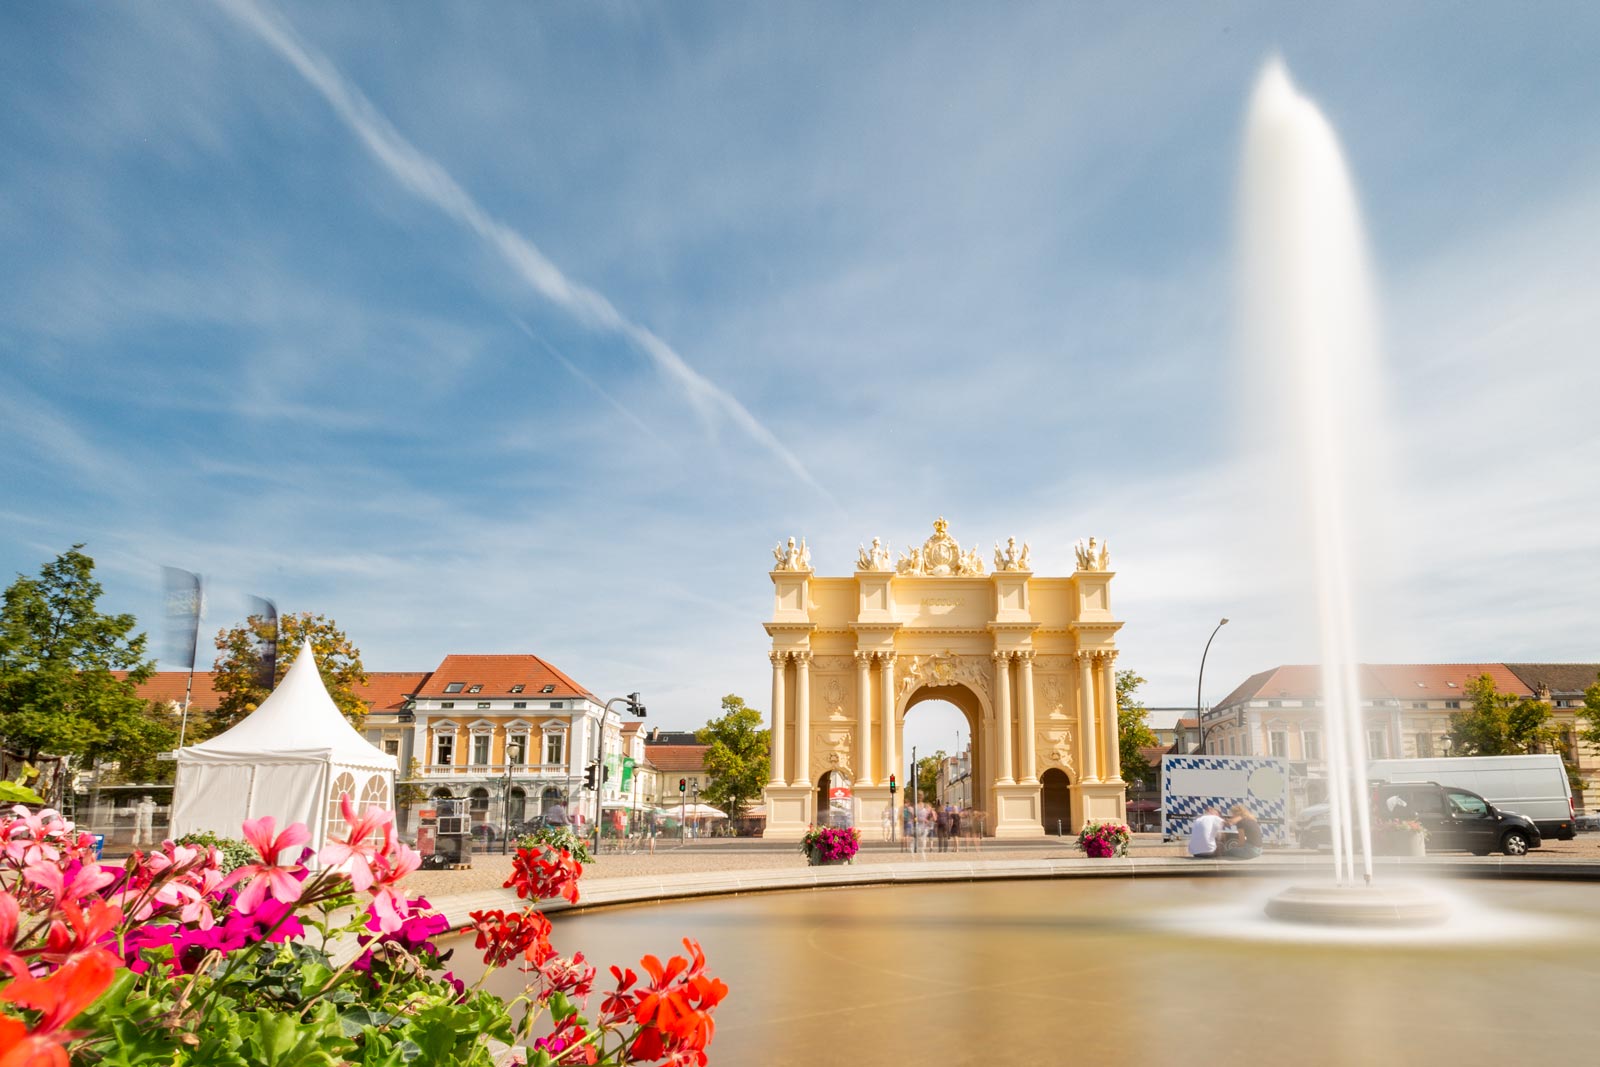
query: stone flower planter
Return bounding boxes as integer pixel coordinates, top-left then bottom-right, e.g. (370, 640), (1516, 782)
(805, 851), (853, 866)
(1374, 830), (1426, 857)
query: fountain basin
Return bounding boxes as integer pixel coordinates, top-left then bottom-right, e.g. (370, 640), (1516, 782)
(1264, 881), (1450, 926)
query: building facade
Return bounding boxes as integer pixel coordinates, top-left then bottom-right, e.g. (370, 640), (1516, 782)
(1201, 662), (1600, 810)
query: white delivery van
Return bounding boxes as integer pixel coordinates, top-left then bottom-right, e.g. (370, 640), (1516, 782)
(1367, 755), (1574, 841)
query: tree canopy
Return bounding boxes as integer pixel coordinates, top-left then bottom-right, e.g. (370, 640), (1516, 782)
(0, 547), (171, 786)
(695, 694), (770, 821)
(208, 612), (368, 736)
(1117, 669), (1160, 789)
(911, 749), (946, 803)
(1576, 671), (1600, 748)
(1446, 673), (1561, 756)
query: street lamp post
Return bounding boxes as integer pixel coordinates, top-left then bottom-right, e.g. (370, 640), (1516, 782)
(1195, 618), (1230, 755)
(500, 738), (524, 855)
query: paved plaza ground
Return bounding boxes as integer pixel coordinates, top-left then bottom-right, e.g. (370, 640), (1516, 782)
(406, 831), (1600, 900)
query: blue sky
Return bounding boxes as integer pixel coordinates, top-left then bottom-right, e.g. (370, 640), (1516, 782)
(3, 2), (1598, 748)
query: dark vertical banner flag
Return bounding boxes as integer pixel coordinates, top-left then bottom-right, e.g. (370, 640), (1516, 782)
(247, 595), (279, 692)
(161, 567), (203, 670)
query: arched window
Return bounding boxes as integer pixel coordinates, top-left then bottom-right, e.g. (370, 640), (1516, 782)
(361, 774), (389, 810)
(468, 787), (490, 815)
(327, 771), (357, 839)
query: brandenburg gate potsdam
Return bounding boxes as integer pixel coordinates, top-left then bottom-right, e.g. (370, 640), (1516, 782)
(763, 518), (1126, 839)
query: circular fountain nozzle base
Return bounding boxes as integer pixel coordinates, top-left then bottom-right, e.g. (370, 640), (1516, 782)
(1265, 883), (1450, 927)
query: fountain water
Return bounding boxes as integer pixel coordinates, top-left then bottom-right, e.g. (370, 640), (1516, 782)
(1239, 59), (1447, 924)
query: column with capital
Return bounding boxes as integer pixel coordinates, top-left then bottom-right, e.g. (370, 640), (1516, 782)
(769, 652), (787, 785)
(993, 651), (1015, 784)
(878, 652), (897, 785)
(854, 652), (874, 785)
(1078, 652), (1100, 782)
(1017, 651), (1038, 784)
(792, 652), (812, 788)
(1099, 651), (1122, 782)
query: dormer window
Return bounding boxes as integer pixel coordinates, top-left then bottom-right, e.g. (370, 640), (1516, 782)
(444, 682), (464, 694)
(541, 684), (556, 694)
(468, 685), (483, 694)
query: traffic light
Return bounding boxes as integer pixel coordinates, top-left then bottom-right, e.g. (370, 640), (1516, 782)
(678, 778), (687, 793)
(889, 774), (897, 793)
(603, 765), (611, 782)
(626, 691), (647, 717)
(584, 764), (598, 790)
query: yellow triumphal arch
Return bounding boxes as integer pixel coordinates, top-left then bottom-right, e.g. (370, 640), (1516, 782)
(763, 518), (1126, 840)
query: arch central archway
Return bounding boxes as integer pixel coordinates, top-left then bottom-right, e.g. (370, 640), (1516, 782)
(901, 685), (988, 819)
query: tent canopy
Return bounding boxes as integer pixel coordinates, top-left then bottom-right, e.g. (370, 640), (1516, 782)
(171, 639), (397, 852)
(176, 640), (393, 769)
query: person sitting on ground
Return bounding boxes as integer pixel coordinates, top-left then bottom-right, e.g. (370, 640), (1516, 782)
(1223, 803), (1264, 859)
(1188, 806), (1225, 858)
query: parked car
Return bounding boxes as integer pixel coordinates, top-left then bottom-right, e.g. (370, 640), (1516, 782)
(1296, 782), (1541, 856)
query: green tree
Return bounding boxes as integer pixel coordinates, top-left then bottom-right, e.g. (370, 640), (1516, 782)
(696, 694), (770, 821)
(1117, 669), (1160, 791)
(0, 547), (169, 787)
(208, 612), (368, 735)
(1446, 673), (1561, 756)
(1576, 670), (1600, 748)
(912, 750), (946, 803)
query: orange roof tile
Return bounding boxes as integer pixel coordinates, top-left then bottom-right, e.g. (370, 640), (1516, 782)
(643, 745), (709, 773)
(1216, 663), (1534, 708)
(415, 655), (594, 701)
(358, 672), (433, 712)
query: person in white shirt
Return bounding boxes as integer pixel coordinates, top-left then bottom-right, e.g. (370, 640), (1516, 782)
(1188, 806), (1225, 858)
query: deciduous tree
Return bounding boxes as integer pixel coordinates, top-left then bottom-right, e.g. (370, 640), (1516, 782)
(208, 612), (368, 735)
(695, 695), (770, 821)
(1576, 670), (1600, 748)
(1446, 673), (1560, 756)
(0, 547), (168, 788)
(1117, 669), (1160, 790)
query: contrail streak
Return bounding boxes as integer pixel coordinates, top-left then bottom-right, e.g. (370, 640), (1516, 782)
(218, 0), (828, 499)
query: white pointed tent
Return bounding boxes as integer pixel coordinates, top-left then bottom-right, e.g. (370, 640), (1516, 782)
(171, 639), (398, 854)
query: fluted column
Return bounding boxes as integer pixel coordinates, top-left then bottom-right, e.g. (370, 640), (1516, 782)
(993, 651), (1014, 784)
(878, 653), (897, 785)
(1018, 651), (1037, 783)
(854, 651), (874, 785)
(792, 652), (812, 788)
(1100, 651), (1122, 782)
(769, 652), (786, 785)
(1078, 652), (1100, 782)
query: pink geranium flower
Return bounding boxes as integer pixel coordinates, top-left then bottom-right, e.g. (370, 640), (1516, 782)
(366, 841), (422, 934)
(317, 793), (394, 891)
(221, 816), (310, 914)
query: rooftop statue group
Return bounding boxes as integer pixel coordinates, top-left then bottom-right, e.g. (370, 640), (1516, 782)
(775, 519), (1110, 574)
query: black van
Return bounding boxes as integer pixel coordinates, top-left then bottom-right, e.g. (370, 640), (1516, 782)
(1373, 781), (1542, 856)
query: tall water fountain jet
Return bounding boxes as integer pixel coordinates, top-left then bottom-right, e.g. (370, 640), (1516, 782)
(1239, 59), (1446, 924)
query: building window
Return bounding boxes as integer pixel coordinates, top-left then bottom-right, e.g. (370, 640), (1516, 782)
(1445, 700), (1461, 710)
(1367, 731), (1387, 759)
(544, 733), (565, 767)
(1302, 732), (1321, 761)
(511, 685), (525, 694)
(541, 684), (556, 693)
(1412, 702), (1427, 709)
(550, 702), (564, 710)
(444, 683), (464, 694)
(1269, 732), (1288, 758)
(468, 685), (483, 694)
(440, 701), (455, 709)
(1414, 732), (1434, 758)
(513, 701), (527, 709)
(477, 702), (491, 710)
(472, 735), (491, 765)
(507, 736), (529, 765)
(383, 739), (400, 756)
(1267, 700), (1282, 708)
(435, 733), (454, 766)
